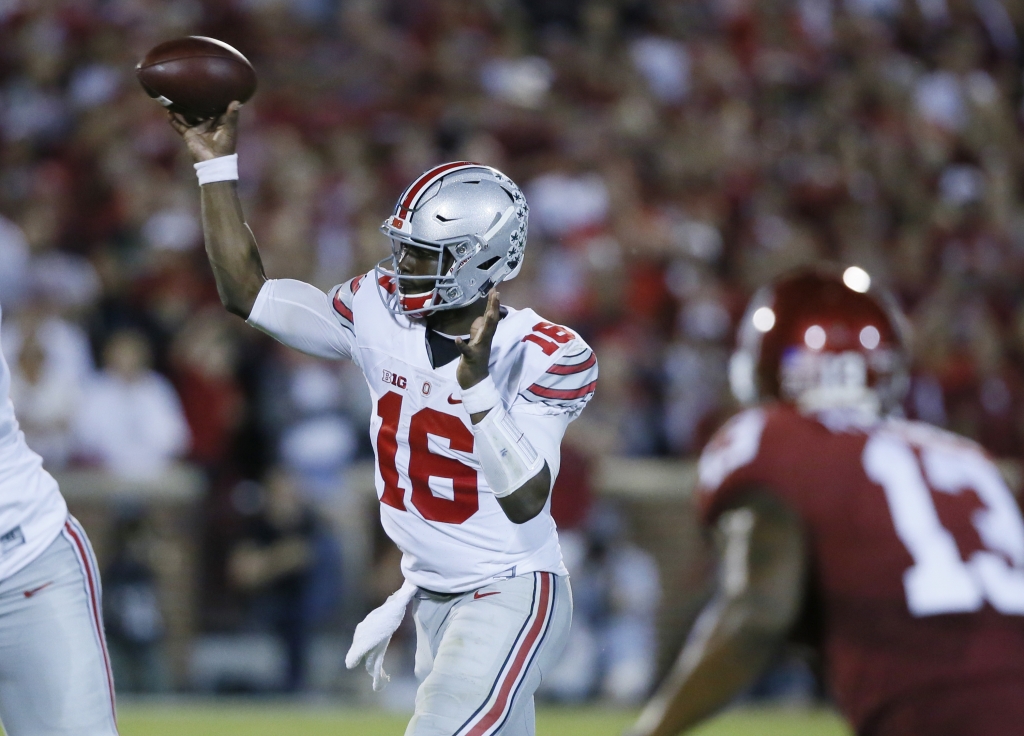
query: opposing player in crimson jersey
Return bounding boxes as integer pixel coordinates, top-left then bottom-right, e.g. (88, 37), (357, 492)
(629, 267), (1024, 736)
(171, 104), (595, 736)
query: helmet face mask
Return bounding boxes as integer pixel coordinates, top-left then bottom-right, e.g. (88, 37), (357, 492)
(729, 266), (910, 416)
(376, 162), (529, 318)
(376, 235), (466, 315)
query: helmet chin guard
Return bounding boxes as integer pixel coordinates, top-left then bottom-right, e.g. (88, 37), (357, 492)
(376, 162), (529, 317)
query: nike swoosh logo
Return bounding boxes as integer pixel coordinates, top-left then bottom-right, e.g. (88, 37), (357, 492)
(448, 394), (462, 404)
(23, 582), (53, 598)
(473, 590), (500, 600)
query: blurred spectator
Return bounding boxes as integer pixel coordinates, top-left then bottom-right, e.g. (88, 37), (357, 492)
(0, 214), (29, 309)
(630, 36), (691, 105)
(542, 502), (661, 704)
(8, 323), (81, 468)
(103, 509), (169, 693)
(228, 468), (340, 693)
(258, 346), (359, 499)
(170, 308), (244, 469)
(74, 329), (190, 480)
(4, 299), (94, 389)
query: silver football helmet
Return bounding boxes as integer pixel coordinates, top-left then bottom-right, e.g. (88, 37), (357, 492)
(376, 162), (529, 316)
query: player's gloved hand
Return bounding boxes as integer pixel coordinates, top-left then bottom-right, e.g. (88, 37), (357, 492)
(345, 580), (418, 691)
(455, 288), (500, 391)
(167, 100), (241, 163)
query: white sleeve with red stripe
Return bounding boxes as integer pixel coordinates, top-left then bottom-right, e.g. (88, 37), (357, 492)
(326, 274), (364, 334)
(246, 278), (357, 361)
(515, 336), (598, 419)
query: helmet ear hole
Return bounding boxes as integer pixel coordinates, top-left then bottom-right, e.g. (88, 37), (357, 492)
(477, 256), (501, 270)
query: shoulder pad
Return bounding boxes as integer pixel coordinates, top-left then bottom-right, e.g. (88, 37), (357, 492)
(697, 408), (768, 493)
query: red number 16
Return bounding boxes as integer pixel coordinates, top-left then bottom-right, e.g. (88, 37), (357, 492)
(522, 321), (574, 356)
(375, 392), (479, 525)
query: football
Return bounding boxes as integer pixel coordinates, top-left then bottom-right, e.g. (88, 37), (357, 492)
(136, 36), (257, 122)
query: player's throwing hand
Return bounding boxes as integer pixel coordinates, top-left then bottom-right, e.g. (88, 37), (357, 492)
(167, 100), (241, 162)
(454, 288), (500, 390)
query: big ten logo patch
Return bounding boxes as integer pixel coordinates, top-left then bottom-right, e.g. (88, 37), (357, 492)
(382, 369), (408, 389)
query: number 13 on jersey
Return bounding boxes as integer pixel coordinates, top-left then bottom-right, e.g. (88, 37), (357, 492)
(865, 431), (1024, 617)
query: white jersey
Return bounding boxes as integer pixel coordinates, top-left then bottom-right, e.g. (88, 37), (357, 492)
(0, 305), (68, 582)
(248, 274), (598, 593)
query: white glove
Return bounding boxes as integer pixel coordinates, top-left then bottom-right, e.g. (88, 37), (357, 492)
(345, 580), (418, 691)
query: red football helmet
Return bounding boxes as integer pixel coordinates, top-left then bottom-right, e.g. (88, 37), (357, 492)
(729, 266), (910, 415)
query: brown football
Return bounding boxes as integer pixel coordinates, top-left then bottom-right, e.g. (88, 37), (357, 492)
(136, 36), (256, 121)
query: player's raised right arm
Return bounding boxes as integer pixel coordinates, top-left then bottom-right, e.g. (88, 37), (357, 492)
(169, 101), (266, 319)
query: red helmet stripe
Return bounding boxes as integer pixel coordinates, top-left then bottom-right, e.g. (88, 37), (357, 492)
(398, 161), (478, 214)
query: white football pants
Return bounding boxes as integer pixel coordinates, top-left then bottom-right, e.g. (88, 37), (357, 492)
(0, 517), (118, 735)
(407, 571), (572, 736)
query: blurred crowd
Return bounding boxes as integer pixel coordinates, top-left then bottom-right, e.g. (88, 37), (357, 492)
(1, 0), (1023, 694)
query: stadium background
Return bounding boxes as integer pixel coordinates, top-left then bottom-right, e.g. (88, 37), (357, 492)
(1, 0), (1023, 733)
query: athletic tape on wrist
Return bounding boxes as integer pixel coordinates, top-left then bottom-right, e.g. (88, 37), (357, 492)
(460, 375), (501, 415)
(472, 404), (544, 498)
(194, 154), (239, 185)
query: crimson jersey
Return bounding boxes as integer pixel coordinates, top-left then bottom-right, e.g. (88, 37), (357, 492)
(697, 404), (1024, 732)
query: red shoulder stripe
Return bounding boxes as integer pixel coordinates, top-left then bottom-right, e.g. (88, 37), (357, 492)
(333, 291), (354, 323)
(378, 275), (397, 295)
(546, 352), (596, 376)
(351, 274), (364, 294)
(527, 380), (597, 400)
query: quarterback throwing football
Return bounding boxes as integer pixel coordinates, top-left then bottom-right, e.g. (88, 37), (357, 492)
(171, 103), (595, 735)
(629, 268), (1024, 736)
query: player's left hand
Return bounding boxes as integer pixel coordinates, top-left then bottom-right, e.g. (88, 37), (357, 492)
(455, 288), (500, 389)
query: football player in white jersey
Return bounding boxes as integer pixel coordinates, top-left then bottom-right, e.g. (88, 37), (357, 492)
(0, 307), (119, 735)
(170, 103), (596, 735)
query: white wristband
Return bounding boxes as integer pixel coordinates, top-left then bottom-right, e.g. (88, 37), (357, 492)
(194, 154), (238, 185)
(460, 375), (501, 415)
(472, 404), (545, 498)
